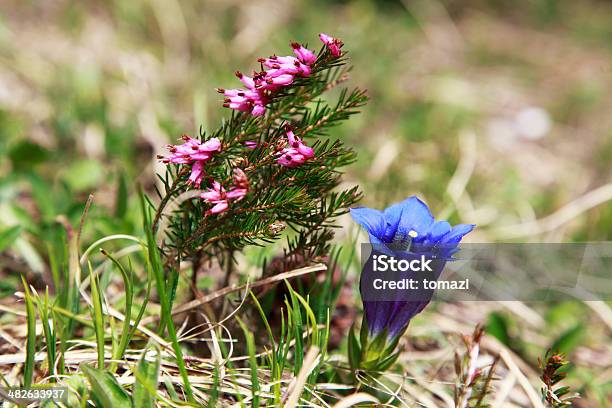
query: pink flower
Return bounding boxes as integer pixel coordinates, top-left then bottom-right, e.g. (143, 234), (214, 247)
(219, 71), (269, 117)
(226, 168), (249, 201)
(161, 136), (221, 164)
(201, 181), (229, 215)
(319, 33), (343, 58)
(291, 42), (317, 65)
(200, 170), (249, 215)
(259, 56), (311, 78)
(251, 104), (266, 116)
(159, 136), (221, 187)
(265, 74), (295, 87)
(277, 128), (315, 168)
(188, 161), (205, 186)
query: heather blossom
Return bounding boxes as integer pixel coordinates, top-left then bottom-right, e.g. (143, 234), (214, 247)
(219, 72), (269, 117)
(201, 181), (230, 215)
(159, 136), (221, 187)
(229, 168), (249, 201)
(277, 128), (315, 167)
(200, 169), (249, 215)
(220, 41), (317, 117)
(291, 42), (317, 65)
(319, 33), (343, 57)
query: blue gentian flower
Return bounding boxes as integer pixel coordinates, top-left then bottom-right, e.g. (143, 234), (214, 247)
(348, 196), (474, 371)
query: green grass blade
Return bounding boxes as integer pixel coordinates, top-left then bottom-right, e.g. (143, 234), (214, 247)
(81, 365), (132, 408)
(163, 378), (179, 401)
(284, 280), (304, 375)
(37, 288), (56, 382)
(292, 291), (319, 346)
(115, 170), (128, 218)
(101, 250), (133, 371)
(20, 276), (36, 388)
(217, 335), (245, 407)
(89, 263), (106, 369)
(0, 225), (22, 252)
(140, 191), (194, 402)
(249, 291), (281, 401)
(127, 259), (152, 341)
(236, 316), (260, 407)
(207, 364), (219, 408)
(132, 345), (161, 408)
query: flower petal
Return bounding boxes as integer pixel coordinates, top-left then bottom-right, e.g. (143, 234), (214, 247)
(390, 196), (434, 237)
(427, 220), (451, 242)
(440, 223), (475, 244)
(187, 161), (205, 187)
(208, 201), (229, 214)
(201, 190), (221, 201)
(251, 105), (266, 116)
(201, 137), (221, 151)
(350, 207), (385, 238)
(227, 188), (247, 200)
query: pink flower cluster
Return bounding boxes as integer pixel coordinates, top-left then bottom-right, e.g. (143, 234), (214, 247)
(160, 34), (345, 215)
(277, 128), (315, 167)
(218, 33), (342, 117)
(200, 169), (249, 215)
(218, 42), (316, 117)
(158, 135), (221, 187)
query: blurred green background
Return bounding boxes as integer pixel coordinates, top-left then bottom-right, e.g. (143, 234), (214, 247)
(1, 0), (611, 404)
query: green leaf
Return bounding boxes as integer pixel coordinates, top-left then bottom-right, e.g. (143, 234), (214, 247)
(139, 191), (194, 402)
(208, 364), (220, 408)
(0, 225), (22, 252)
(237, 317), (260, 408)
(81, 365), (132, 408)
(347, 324), (361, 370)
(249, 291), (281, 401)
(89, 264), (106, 369)
(37, 288), (56, 382)
(21, 276), (36, 388)
(102, 250), (133, 372)
(163, 378), (179, 401)
(132, 345), (161, 408)
(554, 386), (571, 397)
(377, 351), (400, 371)
(486, 312), (511, 346)
(61, 374), (89, 407)
(367, 329), (388, 356)
(550, 324), (584, 355)
(9, 141), (48, 170)
(115, 171), (128, 218)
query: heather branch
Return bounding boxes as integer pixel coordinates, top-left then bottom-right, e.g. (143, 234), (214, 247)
(152, 34), (363, 280)
(539, 350), (579, 407)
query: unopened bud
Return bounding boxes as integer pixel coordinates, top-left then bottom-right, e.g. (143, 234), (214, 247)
(232, 168), (249, 189)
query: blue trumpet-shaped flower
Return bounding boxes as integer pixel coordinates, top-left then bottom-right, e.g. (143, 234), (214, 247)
(348, 196), (474, 372)
(350, 195), (474, 254)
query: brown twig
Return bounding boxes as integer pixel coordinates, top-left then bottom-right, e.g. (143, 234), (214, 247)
(140, 263), (326, 325)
